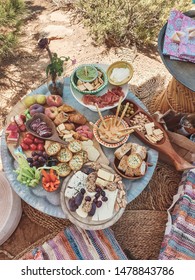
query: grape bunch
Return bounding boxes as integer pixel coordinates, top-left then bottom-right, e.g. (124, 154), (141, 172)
(27, 151), (48, 168)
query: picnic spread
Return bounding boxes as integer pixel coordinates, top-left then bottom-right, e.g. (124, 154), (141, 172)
(0, 9), (195, 260)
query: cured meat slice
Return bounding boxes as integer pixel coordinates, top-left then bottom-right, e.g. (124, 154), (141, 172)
(82, 87), (124, 108)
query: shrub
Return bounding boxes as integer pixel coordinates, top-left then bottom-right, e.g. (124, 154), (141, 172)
(0, 0), (25, 60)
(74, 0), (191, 47)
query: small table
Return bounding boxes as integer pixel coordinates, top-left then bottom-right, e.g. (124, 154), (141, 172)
(1, 78), (158, 219)
(151, 10), (195, 114)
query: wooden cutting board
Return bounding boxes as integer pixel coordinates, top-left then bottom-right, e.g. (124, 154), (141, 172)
(5, 99), (109, 165)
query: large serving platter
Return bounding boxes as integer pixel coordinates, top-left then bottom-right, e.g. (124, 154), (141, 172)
(70, 64), (129, 112)
(1, 77), (158, 219)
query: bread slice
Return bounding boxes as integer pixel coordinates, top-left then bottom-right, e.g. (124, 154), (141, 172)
(69, 155), (83, 171)
(57, 148), (72, 163)
(118, 155), (128, 172)
(131, 143), (147, 160)
(68, 140), (82, 153)
(46, 142), (61, 156)
(114, 143), (132, 160)
(125, 166), (135, 177)
(57, 163), (71, 177)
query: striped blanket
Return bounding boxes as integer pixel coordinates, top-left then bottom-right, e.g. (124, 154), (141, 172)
(159, 168), (195, 260)
(21, 226), (127, 260)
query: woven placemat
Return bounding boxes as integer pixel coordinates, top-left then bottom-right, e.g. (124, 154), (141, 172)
(111, 209), (168, 260)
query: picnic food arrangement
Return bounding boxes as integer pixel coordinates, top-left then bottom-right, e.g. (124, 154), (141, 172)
(3, 61), (194, 228)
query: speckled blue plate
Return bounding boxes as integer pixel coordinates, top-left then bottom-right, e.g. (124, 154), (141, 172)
(1, 75), (158, 219)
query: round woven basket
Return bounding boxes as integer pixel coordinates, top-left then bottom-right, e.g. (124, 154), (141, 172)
(150, 78), (195, 114)
(0, 172), (22, 245)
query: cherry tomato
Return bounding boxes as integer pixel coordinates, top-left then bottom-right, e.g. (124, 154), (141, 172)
(30, 144), (37, 151)
(21, 142), (29, 151)
(34, 138), (44, 144)
(25, 133), (34, 140)
(37, 143), (45, 151)
(23, 137), (33, 145)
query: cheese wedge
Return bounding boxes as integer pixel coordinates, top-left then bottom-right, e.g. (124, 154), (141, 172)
(145, 122), (154, 136)
(95, 177), (108, 187)
(97, 169), (114, 182)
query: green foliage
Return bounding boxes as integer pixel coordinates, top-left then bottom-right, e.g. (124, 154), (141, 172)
(75, 0), (191, 47)
(0, 0), (25, 59)
(46, 53), (70, 81)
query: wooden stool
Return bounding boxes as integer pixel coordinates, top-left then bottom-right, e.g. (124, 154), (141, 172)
(150, 77), (195, 114)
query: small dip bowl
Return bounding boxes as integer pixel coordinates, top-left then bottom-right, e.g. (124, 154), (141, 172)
(107, 61), (134, 86)
(76, 65), (98, 83)
(70, 64), (108, 95)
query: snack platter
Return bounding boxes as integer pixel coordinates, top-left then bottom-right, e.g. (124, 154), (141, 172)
(1, 64), (159, 223)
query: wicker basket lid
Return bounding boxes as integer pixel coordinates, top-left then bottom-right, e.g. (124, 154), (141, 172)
(0, 171), (22, 245)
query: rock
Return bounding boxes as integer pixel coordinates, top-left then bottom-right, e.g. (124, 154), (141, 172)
(49, 11), (71, 23)
(41, 25), (73, 39)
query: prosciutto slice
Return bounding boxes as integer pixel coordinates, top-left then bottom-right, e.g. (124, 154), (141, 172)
(82, 87), (124, 108)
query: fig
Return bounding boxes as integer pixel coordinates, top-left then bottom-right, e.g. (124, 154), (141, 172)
(88, 202), (96, 216)
(68, 198), (78, 212)
(74, 192), (84, 207)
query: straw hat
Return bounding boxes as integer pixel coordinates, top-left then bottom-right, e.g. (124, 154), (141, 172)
(0, 171), (22, 245)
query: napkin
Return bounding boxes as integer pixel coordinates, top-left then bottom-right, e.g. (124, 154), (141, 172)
(178, 16), (195, 62)
(163, 10), (184, 57)
(163, 9), (195, 63)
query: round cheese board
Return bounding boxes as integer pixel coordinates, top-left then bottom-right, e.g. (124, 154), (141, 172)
(60, 162), (126, 230)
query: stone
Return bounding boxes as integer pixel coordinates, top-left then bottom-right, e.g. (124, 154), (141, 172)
(41, 25), (73, 39)
(49, 11), (71, 23)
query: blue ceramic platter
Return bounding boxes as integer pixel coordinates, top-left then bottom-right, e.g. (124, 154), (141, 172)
(1, 77), (158, 219)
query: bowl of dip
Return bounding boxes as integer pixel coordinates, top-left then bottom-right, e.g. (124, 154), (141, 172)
(107, 61), (134, 86)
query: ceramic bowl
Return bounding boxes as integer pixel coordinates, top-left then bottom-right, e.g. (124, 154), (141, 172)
(107, 61), (134, 86)
(93, 115), (129, 148)
(70, 64), (108, 95)
(113, 152), (152, 180)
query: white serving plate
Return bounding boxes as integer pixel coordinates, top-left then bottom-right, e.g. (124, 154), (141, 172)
(70, 64), (128, 112)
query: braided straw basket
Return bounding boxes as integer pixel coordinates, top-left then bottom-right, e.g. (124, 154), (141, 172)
(150, 78), (195, 114)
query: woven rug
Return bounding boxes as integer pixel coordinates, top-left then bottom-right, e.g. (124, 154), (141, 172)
(20, 225), (128, 260)
(159, 168), (195, 260)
